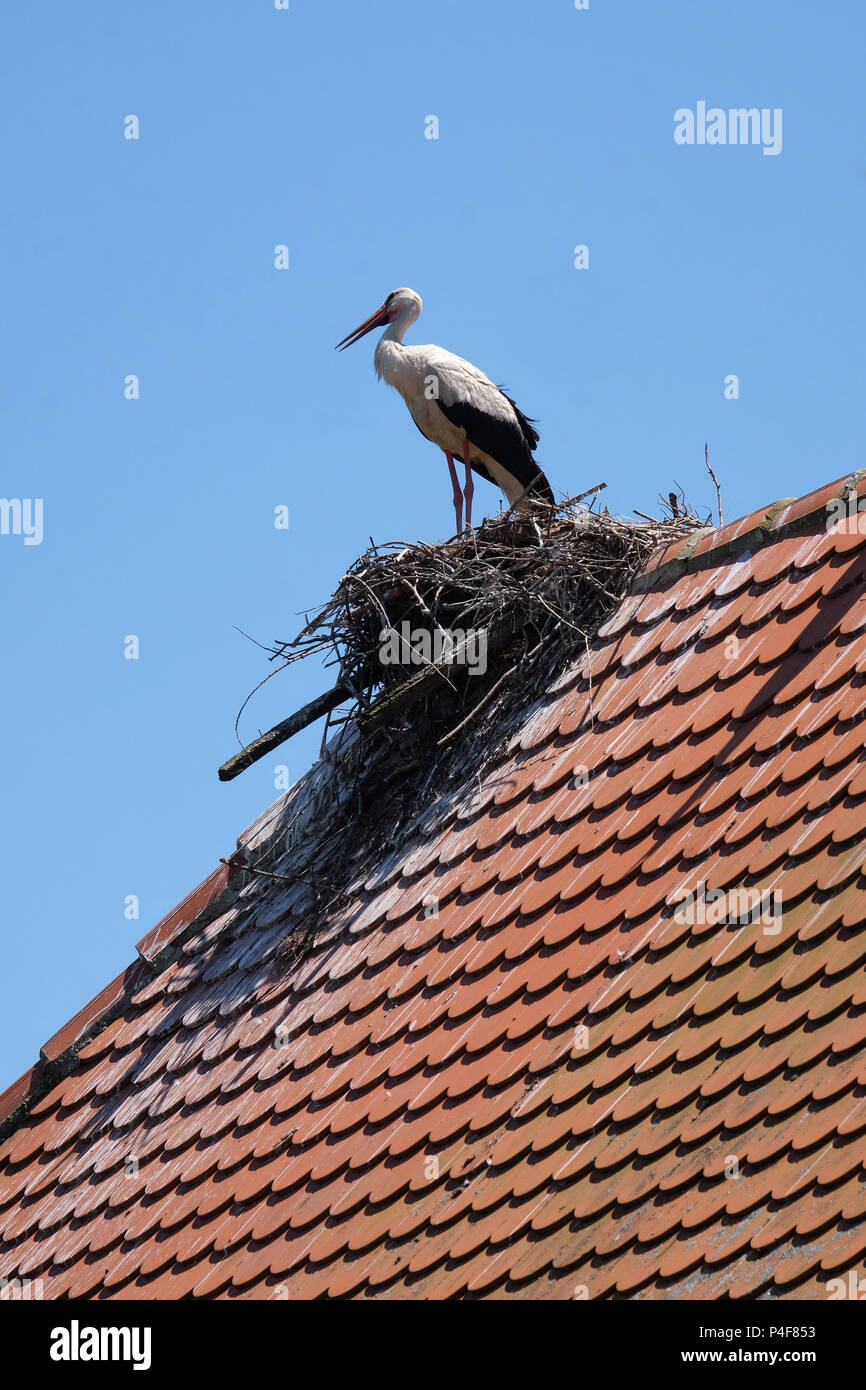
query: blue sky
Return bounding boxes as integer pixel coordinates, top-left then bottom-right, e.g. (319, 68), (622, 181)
(1, 0), (864, 1089)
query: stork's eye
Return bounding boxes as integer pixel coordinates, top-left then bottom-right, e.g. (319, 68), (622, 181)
(384, 293), (395, 307)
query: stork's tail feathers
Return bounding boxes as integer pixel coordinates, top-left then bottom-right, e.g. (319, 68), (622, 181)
(494, 387), (553, 507)
(498, 387), (540, 453)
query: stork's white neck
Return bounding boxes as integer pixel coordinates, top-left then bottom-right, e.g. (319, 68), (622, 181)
(373, 308), (417, 389)
(380, 306), (415, 345)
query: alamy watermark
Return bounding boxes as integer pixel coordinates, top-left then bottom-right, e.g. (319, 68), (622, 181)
(0, 497), (42, 545)
(674, 103), (782, 157)
(672, 880), (782, 931)
(826, 493), (866, 532)
(826, 1268), (866, 1300)
(379, 622), (488, 677)
(1, 1275), (43, 1300)
(49, 1320), (151, 1371)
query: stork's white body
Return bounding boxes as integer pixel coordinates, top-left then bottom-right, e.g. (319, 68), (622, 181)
(336, 287), (553, 532)
(374, 335), (525, 504)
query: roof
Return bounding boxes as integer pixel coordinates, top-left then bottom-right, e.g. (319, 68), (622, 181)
(2, 470), (866, 1301)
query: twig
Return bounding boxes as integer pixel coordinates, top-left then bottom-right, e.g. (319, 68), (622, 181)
(219, 856), (317, 889)
(705, 442), (723, 527)
(566, 482), (608, 508)
(436, 634), (549, 745)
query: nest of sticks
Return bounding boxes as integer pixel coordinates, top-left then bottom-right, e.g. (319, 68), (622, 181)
(248, 488), (709, 757)
(226, 486), (713, 970)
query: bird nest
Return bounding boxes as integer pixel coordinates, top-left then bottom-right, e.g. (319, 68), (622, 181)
(251, 489), (709, 757)
(223, 487), (711, 929)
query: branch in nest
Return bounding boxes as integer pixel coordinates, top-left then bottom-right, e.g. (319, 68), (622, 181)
(218, 684), (350, 781)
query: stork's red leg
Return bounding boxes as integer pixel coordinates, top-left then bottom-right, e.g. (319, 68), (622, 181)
(445, 451), (463, 535)
(462, 438), (474, 532)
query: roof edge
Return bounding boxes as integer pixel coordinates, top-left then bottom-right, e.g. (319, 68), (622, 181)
(0, 853), (249, 1146)
(634, 469), (866, 591)
(0, 740), (343, 1145)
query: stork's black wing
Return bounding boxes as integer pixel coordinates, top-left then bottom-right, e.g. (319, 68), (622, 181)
(435, 389), (553, 503)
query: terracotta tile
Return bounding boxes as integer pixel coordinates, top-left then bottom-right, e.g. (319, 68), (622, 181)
(773, 479), (847, 529)
(136, 864), (232, 964)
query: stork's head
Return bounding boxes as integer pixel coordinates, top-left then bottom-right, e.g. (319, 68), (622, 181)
(335, 287), (422, 350)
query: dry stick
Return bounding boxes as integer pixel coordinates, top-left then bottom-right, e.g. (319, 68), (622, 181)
(232, 657), (296, 743)
(533, 589), (593, 636)
(633, 508), (703, 529)
(564, 482), (609, 509)
(357, 619), (521, 735)
(318, 701), (335, 760)
(501, 480), (606, 522)
(436, 660), (520, 746)
(352, 571), (391, 625)
(219, 856), (317, 889)
(395, 573), (457, 660)
(574, 569), (622, 605)
(218, 684), (350, 782)
(350, 568), (461, 692)
(436, 634), (549, 746)
(705, 442), (723, 527)
(387, 625), (458, 693)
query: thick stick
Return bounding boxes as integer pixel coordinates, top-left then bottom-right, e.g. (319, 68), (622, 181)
(356, 619), (520, 735)
(218, 684), (349, 781)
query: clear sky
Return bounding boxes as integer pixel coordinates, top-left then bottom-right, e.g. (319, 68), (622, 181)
(1, 0), (864, 1089)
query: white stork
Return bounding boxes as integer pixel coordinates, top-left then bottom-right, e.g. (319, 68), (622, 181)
(335, 287), (554, 534)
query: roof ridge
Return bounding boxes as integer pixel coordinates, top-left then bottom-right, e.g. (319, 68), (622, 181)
(635, 468), (866, 591)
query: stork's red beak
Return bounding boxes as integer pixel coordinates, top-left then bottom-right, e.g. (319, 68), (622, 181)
(335, 302), (390, 351)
